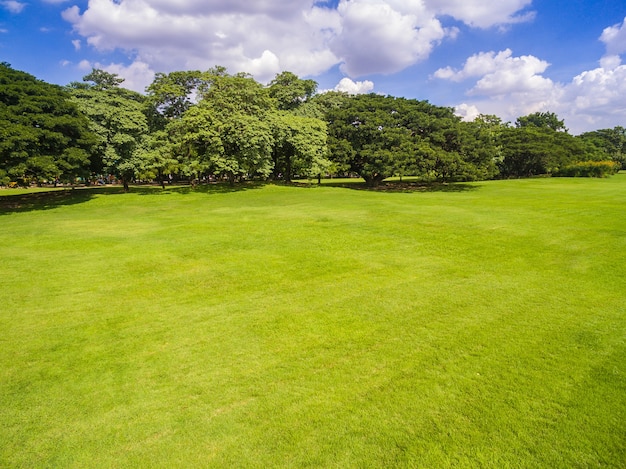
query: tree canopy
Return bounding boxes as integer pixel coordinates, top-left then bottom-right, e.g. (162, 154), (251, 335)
(1, 63), (622, 189)
(0, 62), (95, 186)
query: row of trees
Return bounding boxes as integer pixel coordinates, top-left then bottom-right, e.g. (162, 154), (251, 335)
(1, 62), (624, 189)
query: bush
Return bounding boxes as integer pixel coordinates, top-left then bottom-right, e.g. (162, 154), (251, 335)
(553, 160), (621, 178)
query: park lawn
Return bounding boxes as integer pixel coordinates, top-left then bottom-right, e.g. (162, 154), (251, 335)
(0, 176), (625, 467)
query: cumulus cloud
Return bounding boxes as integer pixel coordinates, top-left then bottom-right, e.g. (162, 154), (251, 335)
(331, 0), (453, 76)
(436, 46), (626, 134)
(600, 16), (626, 56)
(1, 1), (26, 13)
(60, 0), (534, 85)
(426, 0), (534, 28)
(98, 60), (157, 92)
(332, 77), (375, 94)
(454, 103), (480, 121)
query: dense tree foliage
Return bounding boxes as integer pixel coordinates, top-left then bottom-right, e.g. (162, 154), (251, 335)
(326, 94), (497, 186)
(0, 63), (95, 186)
(516, 111), (568, 132)
(578, 126), (626, 169)
(67, 72), (149, 191)
(1, 64), (622, 188)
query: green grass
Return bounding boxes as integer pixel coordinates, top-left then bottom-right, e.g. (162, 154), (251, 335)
(1, 176), (625, 467)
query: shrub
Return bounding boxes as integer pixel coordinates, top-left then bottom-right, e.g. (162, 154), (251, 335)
(554, 160), (621, 178)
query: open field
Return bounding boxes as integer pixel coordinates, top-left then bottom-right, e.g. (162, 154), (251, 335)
(1, 176), (625, 467)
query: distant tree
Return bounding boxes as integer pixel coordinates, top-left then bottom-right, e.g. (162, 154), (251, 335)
(134, 130), (179, 188)
(67, 69), (149, 191)
(499, 125), (592, 177)
(270, 112), (330, 181)
(268, 71), (317, 111)
(0, 63), (95, 186)
(578, 126), (626, 169)
(146, 70), (204, 122)
(173, 70), (275, 184)
(81, 68), (125, 90)
(327, 94), (495, 185)
(516, 111), (567, 132)
(327, 94), (410, 186)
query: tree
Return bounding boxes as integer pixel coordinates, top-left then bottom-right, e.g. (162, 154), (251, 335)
(134, 130), (179, 188)
(0, 63), (95, 186)
(326, 94), (494, 186)
(145, 70), (204, 122)
(516, 111), (567, 132)
(578, 126), (626, 169)
(67, 70), (149, 191)
(81, 68), (126, 90)
(173, 70), (275, 185)
(270, 112), (330, 181)
(268, 71), (317, 111)
(499, 125), (592, 177)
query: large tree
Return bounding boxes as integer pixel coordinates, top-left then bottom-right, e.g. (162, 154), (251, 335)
(270, 112), (330, 181)
(268, 71), (317, 111)
(172, 71), (275, 184)
(326, 94), (496, 186)
(67, 70), (149, 191)
(578, 126), (626, 169)
(499, 123), (592, 178)
(0, 63), (95, 186)
(516, 111), (568, 132)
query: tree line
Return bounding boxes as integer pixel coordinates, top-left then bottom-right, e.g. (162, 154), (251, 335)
(1, 62), (624, 190)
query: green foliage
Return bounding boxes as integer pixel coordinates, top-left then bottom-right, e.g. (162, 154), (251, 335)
(173, 71), (275, 184)
(268, 71), (317, 111)
(516, 111), (568, 132)
(499, 123), (596, 178)
(68, 77), (149, 190)
(554, 160), (621, 177)
(578, 126), (626, 169)
(145, 70), (204, 122)
(270, 112), (330, 181)
(327, 94), (498, 186)
(0, 63), (95, 184)
(81, 68), (125, 90)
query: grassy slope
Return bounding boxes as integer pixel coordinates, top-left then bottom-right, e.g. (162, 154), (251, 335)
(1, 177), (625, 467)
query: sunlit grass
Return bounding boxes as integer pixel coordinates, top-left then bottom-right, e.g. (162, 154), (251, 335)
(1, 176), (625, 467)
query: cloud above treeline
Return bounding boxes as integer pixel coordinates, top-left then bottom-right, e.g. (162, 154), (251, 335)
(55, 0), (626, 133)
(60, 0), (534, 83)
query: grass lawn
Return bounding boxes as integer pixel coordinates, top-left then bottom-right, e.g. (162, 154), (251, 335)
(1, 176), (625, 467)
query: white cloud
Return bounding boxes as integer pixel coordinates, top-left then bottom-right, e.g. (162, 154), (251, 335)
(60, 0), (533, 84)
(433, 49), (553, 95)
(98, 60), (157, 92)
(600, 16), (626, 56)
(427, 0), (535, 28)
(434, 49), (558, 119)
(1, 1), (26, 13)
(332, 77), (375, 94)
(435, 46), (626, 134)
(77, 59), (92, 71)
(454, 103), (480, 121)
(72, 39), (81, 51)
(331, 0), (453, 76)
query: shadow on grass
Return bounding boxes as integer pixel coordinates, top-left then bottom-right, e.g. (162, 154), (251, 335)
(294, 179), (481, 193)
(0, 182), (265, 214)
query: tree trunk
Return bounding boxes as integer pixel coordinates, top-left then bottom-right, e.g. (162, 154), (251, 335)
(122, 177), (129, 192)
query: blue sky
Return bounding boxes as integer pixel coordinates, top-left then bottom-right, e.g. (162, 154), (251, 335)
(1, 0), (625, 133)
